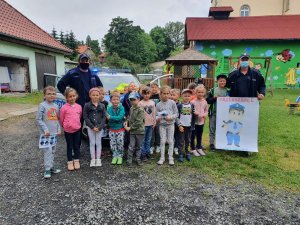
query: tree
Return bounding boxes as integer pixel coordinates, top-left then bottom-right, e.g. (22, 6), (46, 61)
(103, 17), (144, 63)
(89, 40), (101, 56)
(86, 35), (91, 46)
(51, 27), (58, 40)
(150, 26), (173, 61)
(164, 21), (185, 49)
(59, 31), (65, 45)
(136, 32), (157, 65)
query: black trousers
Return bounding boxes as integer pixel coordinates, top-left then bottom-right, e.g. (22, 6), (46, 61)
(64, 130), (81, 161)
(177, 126), (191, 155)
(190, 124), (204, 150)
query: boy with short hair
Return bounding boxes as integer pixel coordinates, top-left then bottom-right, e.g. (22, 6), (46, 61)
(36, 86), (61, 179)
(176, 89), (195, 162)
(206, 74), (229, 150)
(170, 88), (181, 155)
(124, 92), (145, 166)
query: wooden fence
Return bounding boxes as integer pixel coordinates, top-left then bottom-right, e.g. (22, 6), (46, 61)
(161, 78), (215, 90)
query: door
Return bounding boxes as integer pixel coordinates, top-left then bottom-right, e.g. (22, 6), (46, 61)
(35, 53), (56, 90)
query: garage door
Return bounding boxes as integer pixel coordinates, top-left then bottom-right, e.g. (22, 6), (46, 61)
(35, 53), (56, 90)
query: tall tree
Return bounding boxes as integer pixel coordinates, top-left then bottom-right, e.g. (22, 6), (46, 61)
(59, 31), (65, 44)
(164, 21), (185, 49)
(86, 35), (92, 46)
(103, 17), (144, 63)
(150, 26), (173, 60)
(89, 39), (101, 55)
(51, 27), (58, 40)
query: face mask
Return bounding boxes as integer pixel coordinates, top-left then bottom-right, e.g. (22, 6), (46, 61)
(240, 61), (249, 68)
(79, 62), (89, 70)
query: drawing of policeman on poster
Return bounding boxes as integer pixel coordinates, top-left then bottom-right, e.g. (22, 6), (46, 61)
(215, 97), (259, 152)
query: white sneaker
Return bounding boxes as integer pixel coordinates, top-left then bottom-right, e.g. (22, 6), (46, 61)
(150, 147), (154, 155)
(155, 146), (161, 153)
(191, 150), (201, 157)
(90, 159), (96, 167)
(157, 158), (165, 165)
(197, 149), (206, 156)
(174, 147), (179, 155)
(169, 158), (174, 165)
(95, 159), (102, 167)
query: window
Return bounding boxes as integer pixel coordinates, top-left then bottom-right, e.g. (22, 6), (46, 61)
(240, 5), (250, 17)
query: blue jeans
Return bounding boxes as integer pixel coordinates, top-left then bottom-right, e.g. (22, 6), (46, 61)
(141, 126), (153, 157)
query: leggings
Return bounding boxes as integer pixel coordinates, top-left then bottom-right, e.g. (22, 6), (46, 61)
(87, 127), (103, 160)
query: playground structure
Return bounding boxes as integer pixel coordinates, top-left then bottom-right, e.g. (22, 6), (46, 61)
(285, 68), (300, 87)
(285, 96), (300, 114)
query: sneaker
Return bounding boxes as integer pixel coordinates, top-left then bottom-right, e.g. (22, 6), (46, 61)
(142, 156), (148, 162)
(157, 158), (165, 165)
(201, 145), (206, 150)
(191, 150), (201, 157)
(150, 147), (154, 155)
(50, 167), (61, 174)
(155, 146), (161, 153)
(174, 147), (179, 155)
(186, 154), (191, 161)
(117, 157), (123, 165)
(111, 157), (118, 165)
(73, 160), (80, 169)
(127, 159), (133, 166)
(169, 158), (174, 166)
(210, 144), (215, 151)
(178, 154), (184, 162)
(67, 161), (74, 171)
(197, 149), (206, 156)
(90, 159), (96, 167)
(44, 170), (51, 179)
(95, 159), (102, 167)
(137, 160), (143, 166)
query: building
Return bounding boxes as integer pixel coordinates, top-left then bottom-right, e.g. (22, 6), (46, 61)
(185, 7), (300, 88)
(0, 0), (72, 92)
(211, 0), (300, 17)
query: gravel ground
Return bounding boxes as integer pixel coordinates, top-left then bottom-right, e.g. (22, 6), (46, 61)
(0, 114), (299, 225)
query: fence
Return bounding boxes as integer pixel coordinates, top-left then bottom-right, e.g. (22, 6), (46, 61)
(161, 78), (215, 90)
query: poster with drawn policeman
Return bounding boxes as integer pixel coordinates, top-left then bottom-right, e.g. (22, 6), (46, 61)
(215, 97), (259, 152)
(39, 134), (57, 149)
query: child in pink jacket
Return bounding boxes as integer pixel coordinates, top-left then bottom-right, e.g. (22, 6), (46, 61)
(60, 88), (82, 171)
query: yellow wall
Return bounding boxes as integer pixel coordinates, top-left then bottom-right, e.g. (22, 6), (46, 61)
(211, 0), (300, 16)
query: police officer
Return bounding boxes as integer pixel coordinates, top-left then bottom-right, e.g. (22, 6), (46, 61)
(227, 53), (266, 100)
(57, 53), (103, 108)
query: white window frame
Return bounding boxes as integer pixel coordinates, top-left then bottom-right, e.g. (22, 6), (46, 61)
(240, 5), (250, 17)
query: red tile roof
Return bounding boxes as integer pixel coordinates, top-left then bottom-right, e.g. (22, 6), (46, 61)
(186, 15), (300, 41)
(77, 45), (89, 54)
(0, 0), (72, 54)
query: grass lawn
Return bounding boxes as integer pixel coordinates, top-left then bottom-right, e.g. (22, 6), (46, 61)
(183, 89), (300, 192)
(0, 92), (44, 105)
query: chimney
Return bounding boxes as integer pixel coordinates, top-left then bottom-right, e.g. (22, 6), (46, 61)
(209, 6), (233, 20)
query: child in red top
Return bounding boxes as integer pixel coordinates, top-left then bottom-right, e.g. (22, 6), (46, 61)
(60, 88), (82, 171)
(190, 84), (208, 156)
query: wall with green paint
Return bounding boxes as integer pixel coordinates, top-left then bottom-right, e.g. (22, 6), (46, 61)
(195, 40), (300, 88)
(0, 40), (67, 91)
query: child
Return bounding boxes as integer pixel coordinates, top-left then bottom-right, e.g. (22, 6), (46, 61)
(190, 84), (208, 156)
(206, 74), (228, 150)
(83, 88), (107, 167)
(36, 86), (61, 179)
(156, 86), (178, 165)
(139, 86), (156, 161)
(150, 82), (160, 154)
(122, 82), (136, 117)
(187, 83), (197, 101)
(60, 88), (82, 171)
(98, 87), (108, 108)
(176, 89), (195, 162)
(124, 92), (145, 166)
(107, 91), (125, 165)
(170, 88), (181, 155)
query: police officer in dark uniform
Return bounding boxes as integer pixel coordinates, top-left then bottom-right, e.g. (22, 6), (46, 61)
(227, 53), (266, 100)
(57, 53), (103, 108)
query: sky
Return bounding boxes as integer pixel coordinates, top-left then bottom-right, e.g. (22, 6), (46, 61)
(5, 0), (211, 43)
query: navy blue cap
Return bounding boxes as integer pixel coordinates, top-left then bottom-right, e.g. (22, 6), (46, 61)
(239, 53), (250, 60)
(129, 91), (140, 100)
(79, 53), (90, 61)
(229, 103), (245, 111)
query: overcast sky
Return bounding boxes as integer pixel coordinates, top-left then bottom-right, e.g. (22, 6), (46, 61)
(6, 0), (211, 43)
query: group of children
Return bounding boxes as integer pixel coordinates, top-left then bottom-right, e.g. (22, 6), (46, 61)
(36, 74), (228, 178)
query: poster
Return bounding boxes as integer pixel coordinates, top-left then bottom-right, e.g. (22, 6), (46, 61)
(215, 97), (259, 152)
(39, 134), (57, 149)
